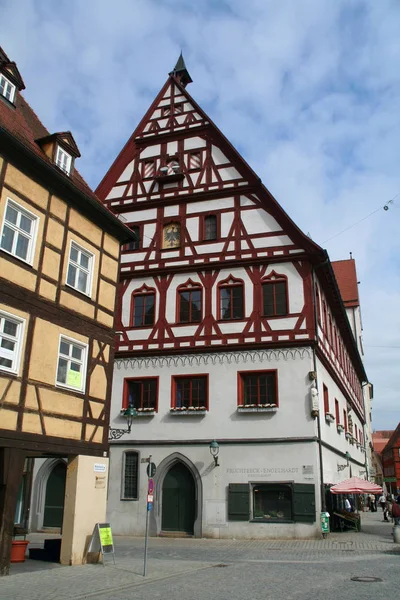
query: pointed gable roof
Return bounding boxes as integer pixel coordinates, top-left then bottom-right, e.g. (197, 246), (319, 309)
(36, 131), (81, 158)
(95, 73), (322, 256)
(95, 64), (368, 383)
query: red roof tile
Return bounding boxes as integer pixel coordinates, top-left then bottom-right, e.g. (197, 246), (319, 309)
(331, 259), (360, 308)
(372, 430), (394, 455)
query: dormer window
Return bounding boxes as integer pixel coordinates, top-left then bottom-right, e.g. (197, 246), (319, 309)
(56, 146), (72, 175)
(0, 73), (16, 103)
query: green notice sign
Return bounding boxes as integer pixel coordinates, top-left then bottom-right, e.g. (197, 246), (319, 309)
(67, 369), (82, 388)
(384, 477), (397, 482)
(99, 525), (113, 549)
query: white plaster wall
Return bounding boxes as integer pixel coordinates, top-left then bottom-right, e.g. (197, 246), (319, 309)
(107, 441), (320, 539)
(315, 357), (366, 485)
(110, 347), (315, 442)
(240, 207), (282, 235)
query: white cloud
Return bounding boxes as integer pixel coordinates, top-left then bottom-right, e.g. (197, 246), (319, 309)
(1, 0), (399, 429)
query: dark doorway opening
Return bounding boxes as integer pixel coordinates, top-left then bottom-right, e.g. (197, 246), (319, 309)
(43, 462), (66, 528)
(161, 462), (195, 534)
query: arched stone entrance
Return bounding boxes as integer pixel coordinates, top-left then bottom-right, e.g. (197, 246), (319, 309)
(30, 458), (67, 531)
(150, 453), (202, 537)
(162, 462), (195, 534)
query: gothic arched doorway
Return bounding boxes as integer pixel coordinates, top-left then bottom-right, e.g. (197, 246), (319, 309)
(161, 462), (195, 534)
(43, 462), (67, 528)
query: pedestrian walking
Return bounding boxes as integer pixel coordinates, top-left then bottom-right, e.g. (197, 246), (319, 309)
(391, 496), (400, 526)
(378, 493), (386, 512)
(383, 497), (391, 522)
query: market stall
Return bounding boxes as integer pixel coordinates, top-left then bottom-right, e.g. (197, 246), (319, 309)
(329, 477), (383, 532)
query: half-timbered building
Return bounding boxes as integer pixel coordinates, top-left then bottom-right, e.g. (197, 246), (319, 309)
(0, 48), (135, 574)
(97, 56), (370, 539)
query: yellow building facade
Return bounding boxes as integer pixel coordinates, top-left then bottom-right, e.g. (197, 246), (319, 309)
(0, 48), (135, 574)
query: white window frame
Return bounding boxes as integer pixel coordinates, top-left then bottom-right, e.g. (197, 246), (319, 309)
(55, 335), (88, 393)
(55, 145), (73, 175)
(0, 198), (39, 265)
(0, 309), (25, 375)
(66, 240), (95, 298)
(0, 73), (16, 103)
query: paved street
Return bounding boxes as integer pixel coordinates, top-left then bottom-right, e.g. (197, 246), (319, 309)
(3, 512), (400, 600)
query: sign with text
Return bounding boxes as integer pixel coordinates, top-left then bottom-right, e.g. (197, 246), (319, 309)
(88, 523), (115, 564)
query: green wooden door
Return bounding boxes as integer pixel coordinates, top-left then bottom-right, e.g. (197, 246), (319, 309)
(43, 462), (66, 528)
(161, 463), (195, 533)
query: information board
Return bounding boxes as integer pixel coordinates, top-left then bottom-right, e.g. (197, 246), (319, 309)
(88, 522), (115, 565)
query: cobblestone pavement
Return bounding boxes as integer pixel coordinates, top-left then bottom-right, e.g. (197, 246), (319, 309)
(3, 511), (399, 600)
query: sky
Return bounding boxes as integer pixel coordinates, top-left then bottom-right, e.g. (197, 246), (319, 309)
(1, 0), (399, 430)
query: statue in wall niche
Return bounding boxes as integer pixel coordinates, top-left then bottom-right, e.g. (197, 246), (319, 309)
(310, 383), (319, 418)
(348, 414), (353, 434)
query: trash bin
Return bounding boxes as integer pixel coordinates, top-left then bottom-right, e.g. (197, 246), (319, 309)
(321, 511), (330, 537)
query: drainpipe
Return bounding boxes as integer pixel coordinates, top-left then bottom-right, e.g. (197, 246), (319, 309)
(311, 267), (326, 512)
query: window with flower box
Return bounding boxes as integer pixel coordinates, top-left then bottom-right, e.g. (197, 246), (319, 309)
(238, 371), (278, 409)
(123, 378), (158, 413)
(171, 375), (208, 412)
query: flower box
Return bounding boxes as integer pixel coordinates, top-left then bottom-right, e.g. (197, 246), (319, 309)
(237, 404), (278, 413)
(136, 409), (156, 417)
(169, 407), (207, 416)
(337, 424), (344, 434)
(345, 432), (352, 441)
(325, 412), (335, 424)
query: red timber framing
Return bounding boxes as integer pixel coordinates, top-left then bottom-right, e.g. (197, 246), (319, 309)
(96, 65), (367, 425)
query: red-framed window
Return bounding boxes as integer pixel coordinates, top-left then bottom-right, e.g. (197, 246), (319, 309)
(177, 282), (202, 323)
(315, 286), (321, 323)
(130, 288), (155, 327)
(335, 399), (340, 424)
(171, 375), (208, 409)
(123, 378), (158, 411)
(202, 214), (218, 241)
(343, 409), (348, 432)
(328, 314), (333, 343)
(218, 277), (244, 320)
(238, 370), (278, 407)
(262, 274), (288, 317)
(323, 384), (329, 414)
(123, 225), (141, 251)
(354, 423), (358, 441)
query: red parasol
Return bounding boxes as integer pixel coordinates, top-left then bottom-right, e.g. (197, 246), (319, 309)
(330, 476), (383, 495)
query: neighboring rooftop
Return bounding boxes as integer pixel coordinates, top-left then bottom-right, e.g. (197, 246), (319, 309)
(372, 430), (394, 455)
(332, 258), (360, 308)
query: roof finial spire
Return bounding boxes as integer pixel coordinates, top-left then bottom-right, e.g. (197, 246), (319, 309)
(169, 52), (193, 87)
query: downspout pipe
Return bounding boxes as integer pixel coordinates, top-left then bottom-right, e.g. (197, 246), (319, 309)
(311, 267), (326, 512)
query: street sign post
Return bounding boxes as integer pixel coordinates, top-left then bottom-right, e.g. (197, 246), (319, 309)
(143, 455), (156, 577)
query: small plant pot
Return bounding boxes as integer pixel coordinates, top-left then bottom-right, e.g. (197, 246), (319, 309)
(10, 540), (29, 563)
